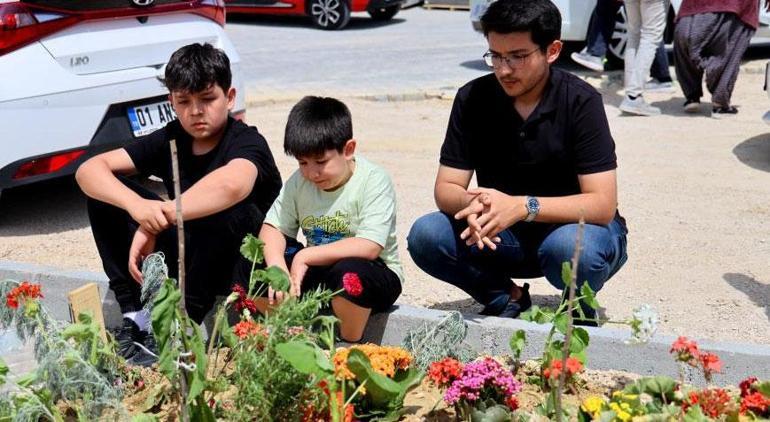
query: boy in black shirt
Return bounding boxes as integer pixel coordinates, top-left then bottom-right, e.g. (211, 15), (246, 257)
(76, 43), (281, 364)
(407, 0), (627, 324)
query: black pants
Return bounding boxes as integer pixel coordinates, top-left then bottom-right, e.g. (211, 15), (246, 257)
(87, 177), (264, 323)
(234, 236), (401, 313)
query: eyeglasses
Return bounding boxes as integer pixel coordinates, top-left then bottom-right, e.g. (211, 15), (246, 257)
(483, 47), (541, 69)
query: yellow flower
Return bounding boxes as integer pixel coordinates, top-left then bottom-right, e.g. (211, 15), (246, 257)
(609, 402), (632, 422)
(581, 396), (605, 419)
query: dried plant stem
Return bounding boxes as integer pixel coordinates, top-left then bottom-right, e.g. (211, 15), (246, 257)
(170, 139), (190, 422)
(555, 215), (585, 422)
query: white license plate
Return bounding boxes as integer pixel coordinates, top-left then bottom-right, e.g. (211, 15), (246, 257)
(127, 100), (177, 137)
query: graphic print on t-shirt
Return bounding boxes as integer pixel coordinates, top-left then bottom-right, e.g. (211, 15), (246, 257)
(300, 210), (351, 246)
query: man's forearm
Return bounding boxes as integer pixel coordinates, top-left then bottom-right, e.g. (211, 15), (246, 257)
(535, 193), (617, 225)
(435, 182), (474, 215)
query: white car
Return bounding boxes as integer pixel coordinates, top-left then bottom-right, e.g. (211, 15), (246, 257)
(470, 0), (770, 60)
(0, 0), (245, 198)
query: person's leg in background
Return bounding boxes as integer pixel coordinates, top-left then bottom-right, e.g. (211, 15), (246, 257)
(572, 0), (622, 71)
(702, 13), (755, 115)
(674, 14), (707, 113)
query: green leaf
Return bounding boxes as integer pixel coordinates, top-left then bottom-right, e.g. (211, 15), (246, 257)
(509, 330), (527, 360)
(0, 357), (8, 386)
(580, 283), (599, 310)
(190, 396), (216, 422)
(275, 340), (333, 378)
(240, 234), (264, 264)
(561, 261), (573, 286)
(346, 349), (402, 406)
(569, 327), (589, 356)
(755, 381), (770, 398)
(256, 266), (291, 293)
(520, 305), (555, 324)
(151, 278), (182, 380)
(553, 312), (568, 334)
(131, 415), (159, 422)
(684, 404), (709, 422)
(470, 404), (512, 422)
(186, 319), (209, 401)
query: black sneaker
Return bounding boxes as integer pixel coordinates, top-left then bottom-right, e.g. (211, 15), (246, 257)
(712, 105), (738, 114)
(115, 317), (142, 359)
(498, 283), (532, 319)
(683, 99), (701, 113)
(127, 332), (158, 367)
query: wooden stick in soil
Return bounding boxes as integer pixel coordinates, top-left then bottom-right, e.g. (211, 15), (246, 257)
(170, 139), (190, 422)
(554, 215), (585, 422)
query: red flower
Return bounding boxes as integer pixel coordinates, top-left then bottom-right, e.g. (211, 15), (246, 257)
(684, 389), (733, 418)
(670, 336), (700, 366)
(231, 284), (258, 314)
(5, 281), (43, 310)
(699, 353), (722, 379)
(427, 357), (464, 387)
(740, 377), (759, 398)
(342, 273), (363, 297)
(505, 395), (519, 411)
(231, 284), (246, 296)
(740, 391), (770, 415)
(543, 357), (583, 381)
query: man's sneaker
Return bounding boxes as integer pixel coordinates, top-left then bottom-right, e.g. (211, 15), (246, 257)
(127, 332), (158, 367)
(712, 105), (738, 119)
(115, 317), (142, 359)
(498, 283), (532, 319)
(570, 50), (605, 72)
(644, 79), (675, 93)
(619, 96), (661, 116)
(683, 99), (701, 113)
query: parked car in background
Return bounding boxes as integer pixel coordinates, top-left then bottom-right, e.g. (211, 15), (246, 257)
(0, 0), (245, 200)
(225, 0), (405, 30)
(763, 61), (770, 124)
(470, 0), (770, 61)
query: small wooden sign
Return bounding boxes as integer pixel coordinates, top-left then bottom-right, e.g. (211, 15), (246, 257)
(67, 283), (107, 342)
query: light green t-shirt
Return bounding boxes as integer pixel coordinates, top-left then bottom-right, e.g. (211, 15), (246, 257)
(264, 156), (403, 282)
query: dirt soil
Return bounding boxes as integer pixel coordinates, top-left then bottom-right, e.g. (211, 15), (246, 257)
(1, 61), (770, 346)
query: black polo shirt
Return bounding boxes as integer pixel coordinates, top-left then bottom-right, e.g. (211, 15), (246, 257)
(440, 67), (617, 198)
(124, 117), (282, 216)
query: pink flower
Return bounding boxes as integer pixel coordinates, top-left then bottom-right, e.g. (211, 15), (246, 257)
(342, 272), (363, 297)
(444, 357), (522, 406)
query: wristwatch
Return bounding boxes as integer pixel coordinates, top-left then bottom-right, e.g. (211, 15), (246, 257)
(524, 196), (540, 222)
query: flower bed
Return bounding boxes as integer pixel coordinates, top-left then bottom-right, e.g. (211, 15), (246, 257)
(3, 237), (770, 421)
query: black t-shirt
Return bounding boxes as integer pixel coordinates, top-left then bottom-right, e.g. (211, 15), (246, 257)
(124, 117), (282, 215)
(441, 68), (617, 198)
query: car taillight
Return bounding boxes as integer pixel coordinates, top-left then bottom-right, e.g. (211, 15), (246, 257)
(13, 150), (86, 180)
(0, 3), (75, 56)
(195, 0), (226, 26)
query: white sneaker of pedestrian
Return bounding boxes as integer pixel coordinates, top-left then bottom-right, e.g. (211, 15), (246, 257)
(570, 50), (605, 72)
(644, 79), (675, 93)
(619, 96), (661, 116)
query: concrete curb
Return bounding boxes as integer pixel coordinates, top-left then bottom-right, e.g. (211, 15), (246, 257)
(2, 260), (769, 386)
(243, 88), (457, 108)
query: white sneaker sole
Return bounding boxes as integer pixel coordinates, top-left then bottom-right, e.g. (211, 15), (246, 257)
(619, 104), (661, 116)
(570, 53), (604, 72)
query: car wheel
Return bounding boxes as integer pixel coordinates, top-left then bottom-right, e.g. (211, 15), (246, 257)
(310, 0), (351, 30)
(368, 5), (399, 21)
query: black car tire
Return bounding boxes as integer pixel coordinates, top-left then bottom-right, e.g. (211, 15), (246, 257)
(310, 0), (351, 30)
(368, 4), (399, 21)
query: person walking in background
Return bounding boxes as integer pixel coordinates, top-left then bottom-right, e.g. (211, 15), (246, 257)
(571, 0), (674, 93)
(674, 0), (769, 116)
(619, 0), (669, 116)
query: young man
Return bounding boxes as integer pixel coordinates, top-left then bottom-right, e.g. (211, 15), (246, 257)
(674, 0), (770, 115)
(76, 43), (282, 364)
(407, 0), (628, 323)
(248, 96), (402, 342)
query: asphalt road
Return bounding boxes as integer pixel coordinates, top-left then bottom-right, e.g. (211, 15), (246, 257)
(225, 7), (492, 96)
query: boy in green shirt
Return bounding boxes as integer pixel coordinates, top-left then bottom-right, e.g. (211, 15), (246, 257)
(247, 96), (402, 342)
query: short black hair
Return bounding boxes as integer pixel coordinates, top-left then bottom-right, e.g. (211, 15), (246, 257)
(161, 43), (232, 93)
(481, 0), (561, 50)
(284, 96), (353, 157)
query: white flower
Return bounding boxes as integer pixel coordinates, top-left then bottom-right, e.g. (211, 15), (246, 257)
(626, 304), (658, 345)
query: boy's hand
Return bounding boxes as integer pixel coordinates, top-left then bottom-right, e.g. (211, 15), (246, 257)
(289, 251), (309, 298)
(161, 201), (177, 226)
(128, 227), (157, 284)
(127, 197), (170, 234)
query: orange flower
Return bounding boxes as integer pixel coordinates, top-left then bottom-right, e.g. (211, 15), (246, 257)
(670, 336), (700, 366)
(699, 353), (722, 378)
(543, 357), (583, 381)
(427, 357), (463, 387)
(333, 344), (412, 380)
(740, 391), (770, 415)
(233, 320), (266, 339)
(5, 281), (43, 310)
(684, 388), (734, 418)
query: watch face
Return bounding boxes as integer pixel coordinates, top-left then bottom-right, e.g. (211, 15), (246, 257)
(527, 197), (540, 212)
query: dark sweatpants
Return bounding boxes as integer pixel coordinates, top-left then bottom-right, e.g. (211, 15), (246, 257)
(674, 12), (754, 107)
(87, 176), (264, 323)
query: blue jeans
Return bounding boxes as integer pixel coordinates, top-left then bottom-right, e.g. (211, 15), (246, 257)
(407, 212), (628, 319)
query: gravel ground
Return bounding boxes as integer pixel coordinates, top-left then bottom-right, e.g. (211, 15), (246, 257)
(2, 61), (770, 346)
